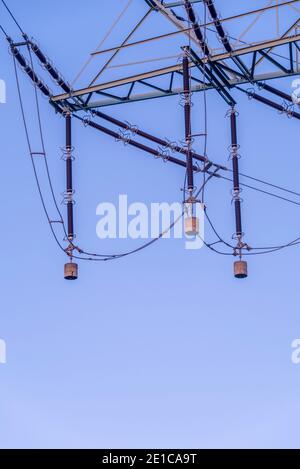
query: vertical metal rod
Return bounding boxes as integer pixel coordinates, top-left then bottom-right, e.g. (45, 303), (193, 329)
(66, 112), (74, 241)
(230, 109), (243, 238)
(182, 50), (194, 192)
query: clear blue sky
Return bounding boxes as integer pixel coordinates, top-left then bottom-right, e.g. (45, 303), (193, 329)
(0, 0), (300, 449)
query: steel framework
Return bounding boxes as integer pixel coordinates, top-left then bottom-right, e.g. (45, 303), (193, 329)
(49, 0), (300, 110)
(3, 0), (300, 279)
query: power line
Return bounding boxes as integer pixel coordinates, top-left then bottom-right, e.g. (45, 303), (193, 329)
(1, 0), (24, 33)
(235, 171), (300, 199)
(0, 23), (8, 37)
(219, 174), (300, 207)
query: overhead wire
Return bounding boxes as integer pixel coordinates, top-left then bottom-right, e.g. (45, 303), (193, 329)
(64, 172), (218, 262)
(230, 170), (300, 199)
(219, 173), (300, 207)
(0, 23), (8, 37)
(12, 52), (69, 258)
(1, 0), (24, 33)
(201, 206), (300, 257)
(26, 43), (67, 235)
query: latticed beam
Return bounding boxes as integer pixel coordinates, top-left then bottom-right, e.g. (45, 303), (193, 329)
(51, 33), (300, 108)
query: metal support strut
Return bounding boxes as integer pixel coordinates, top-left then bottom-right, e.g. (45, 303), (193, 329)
(230, 109), (242, 238)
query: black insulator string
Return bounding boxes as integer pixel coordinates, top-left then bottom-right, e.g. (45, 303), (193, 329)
(235, 85), (300, 120)
(203, 0), (252, 80)
(27, 36), (72, 95)
(74, 114), (199, 171)
(91, 109), (208, 165)
(229, 108), (243, 257)
(182, 49), (194, 192)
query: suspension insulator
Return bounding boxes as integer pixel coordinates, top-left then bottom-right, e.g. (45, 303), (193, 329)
(65, 112), (75, 241)
(182, 51), (194, 192)
(204, 0), (231, 53)
(184, 1), (210, 56)
(230, 110), (243, 238)
(25, 35), (71, 94)
(229, 108), (248, 278)
(8, 39), (51, 97)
